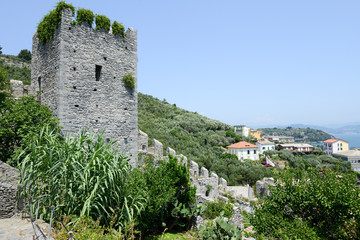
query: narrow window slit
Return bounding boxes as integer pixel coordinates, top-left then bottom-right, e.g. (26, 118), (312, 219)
(95, 65), (102, 81)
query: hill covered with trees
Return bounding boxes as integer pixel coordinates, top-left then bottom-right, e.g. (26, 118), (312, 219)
(260, 126), (333, 142)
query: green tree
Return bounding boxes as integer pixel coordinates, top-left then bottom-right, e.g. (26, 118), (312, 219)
(251, 169), (360, 239)
(17, 49), (32, 61)
(0, 45), (2, 54)
(0, 96), (58, 164)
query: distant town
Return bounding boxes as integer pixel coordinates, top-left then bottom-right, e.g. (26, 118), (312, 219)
(224, 124), (360, 173)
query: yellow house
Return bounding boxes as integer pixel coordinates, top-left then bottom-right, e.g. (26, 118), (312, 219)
(249, 130), (262, 140)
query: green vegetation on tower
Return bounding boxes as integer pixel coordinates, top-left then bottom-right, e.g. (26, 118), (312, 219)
(76, 8), (94, 26)
(95, 15), (111, 31)
(112, 21), (125, 38)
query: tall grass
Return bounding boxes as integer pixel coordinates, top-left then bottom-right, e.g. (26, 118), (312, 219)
(17, 126), (145, 227)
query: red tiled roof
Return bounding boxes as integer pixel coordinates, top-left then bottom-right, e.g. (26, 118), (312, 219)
(220, 147), (228, 151)
(227, 141), (259, 149)
(323, 138), (348, 143)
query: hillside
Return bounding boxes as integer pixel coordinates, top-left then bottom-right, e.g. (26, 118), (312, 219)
(260, 126), (333, 142)
(0, 55), (31, 84)
(138, 93), (237, 167)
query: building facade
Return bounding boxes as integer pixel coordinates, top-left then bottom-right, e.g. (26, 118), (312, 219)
(278, 143), (313, 152)
(256, 141), (275, 154)
(333, 150), (360, 173)
(323, 138), (349, 155)
(227, 141), (259, 161)
(234, 125), (250, 137)
(249, 130), (262, 140)
(31, 8), (138, 164)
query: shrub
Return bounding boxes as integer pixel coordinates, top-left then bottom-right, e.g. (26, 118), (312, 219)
(95, 15), (110, 31)
(0, 96), (58, 164)
(128, 155), (196, 234)
(18, 127), (146, 228)
(17, 49), (31, 61)
(112, 21), (125, 38)
(76, 8), (94, 26)
(203, 201), (234, 219)
(250, 169), (360, 239)
(122, 73), (135, 90)
(37, 1), (75, 43)
(198, 216), (242, 240)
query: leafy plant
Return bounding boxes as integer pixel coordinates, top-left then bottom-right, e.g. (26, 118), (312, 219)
(76, 8), (94, 26)
(95, 15), (110, 31)
(0, 96), (58, 164)
(17, 127), (146, 228)
(198, 214), (242, 240)
(250, 169), (360, 239)
(37, 1), (75, 43)
(0, 67), (10, 105)
(128, 155), (196, 234)
(17, 49), (31, 61)
(112, 21), (125, 38)
(203, 201), (233, 219)
(122, 73), (135, 90)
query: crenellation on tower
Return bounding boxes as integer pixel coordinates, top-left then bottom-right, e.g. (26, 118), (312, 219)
(31, 7), (138, 165)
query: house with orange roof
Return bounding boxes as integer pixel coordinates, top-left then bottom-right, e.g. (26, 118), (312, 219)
(227, 141), (260, 161)
(323, 138), (349, 155)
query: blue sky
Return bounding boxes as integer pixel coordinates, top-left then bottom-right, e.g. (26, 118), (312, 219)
(1, 0), (360, 128)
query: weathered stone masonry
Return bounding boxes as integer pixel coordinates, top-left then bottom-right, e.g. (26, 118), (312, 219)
(31, 8), (138, 165)
(0, 161), (20, 219)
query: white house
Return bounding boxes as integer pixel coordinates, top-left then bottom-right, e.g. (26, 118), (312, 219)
(227, 141), (259, 161)
(256, 140), (275, 154)
(234, 125), (250, 137)
(323, 138), (349, 155)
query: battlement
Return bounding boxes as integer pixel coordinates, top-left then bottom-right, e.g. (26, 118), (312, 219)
(32, 8), (138, 165)
(138, 130), (228, 202)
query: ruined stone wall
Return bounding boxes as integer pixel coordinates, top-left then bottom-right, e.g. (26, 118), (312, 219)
(32, 8), (138, 165)
(0, 161), (20, 219)
(138, 130), (228, 202)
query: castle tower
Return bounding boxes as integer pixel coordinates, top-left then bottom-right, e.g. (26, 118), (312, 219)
(31, 8), (138, 165)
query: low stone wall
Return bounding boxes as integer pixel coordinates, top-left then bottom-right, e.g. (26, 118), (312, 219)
(138, 130), (227, 202)
(0, 183), (17, 219)
(0, 161), (20, 219)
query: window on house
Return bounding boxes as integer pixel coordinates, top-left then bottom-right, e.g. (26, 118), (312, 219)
(95, 65), (102, 81)
(254, 150), (256, 154)
(247, 150), (250, 154)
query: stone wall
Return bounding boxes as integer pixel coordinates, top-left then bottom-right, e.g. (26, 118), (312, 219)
(9, 80), (31, 99)
(31, 8), (138, 165)
(137, 130), (228, 202)
(0, 161), (20, 219)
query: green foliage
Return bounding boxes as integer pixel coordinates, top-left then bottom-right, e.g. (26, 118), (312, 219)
(210, 153), (273, 186)
(18, 127), (146, 228)
(54, 216), (130, 239)
(76, 8), (94, 26)
(0, 67), (10, 105)
(122, 73), (135, 90)
(138, 93), (235, 169)
(0, 96), (58, 164)
(112, 21), (125, 37)
(198, 216), (242, 240)
(128, 155), (196, 233)
(260, 126), (333, 142)
(0, 46), (2, 55)
(250, 169), (360, 239)
(17, 49), (31, 61)
(203, 201), (234, 219)
(37, 1), (75, 43)
(95, 15), (111, 31)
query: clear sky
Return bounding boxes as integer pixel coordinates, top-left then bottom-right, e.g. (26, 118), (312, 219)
(1, 0), (360, 128)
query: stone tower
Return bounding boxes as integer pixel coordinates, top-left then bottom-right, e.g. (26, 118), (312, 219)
(31, 8), (138, 165)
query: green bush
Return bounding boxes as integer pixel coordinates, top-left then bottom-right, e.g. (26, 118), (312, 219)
(112, 21), (125, 38)
(122, 73), (135, 90)
(17, 49), (31, 61)
(76, 8), (94, 26)
(95, 15), (110, 31)
(250, 169), (360, 239)
(203, 201), (234, 219)
(17, 127), (146, 228)
(128, 155), (196, 234)
(198, 216), (242, 240)
(0, 67), (9, 105)
(0, 96), (58, 164)
(37, 1), (75, 43)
